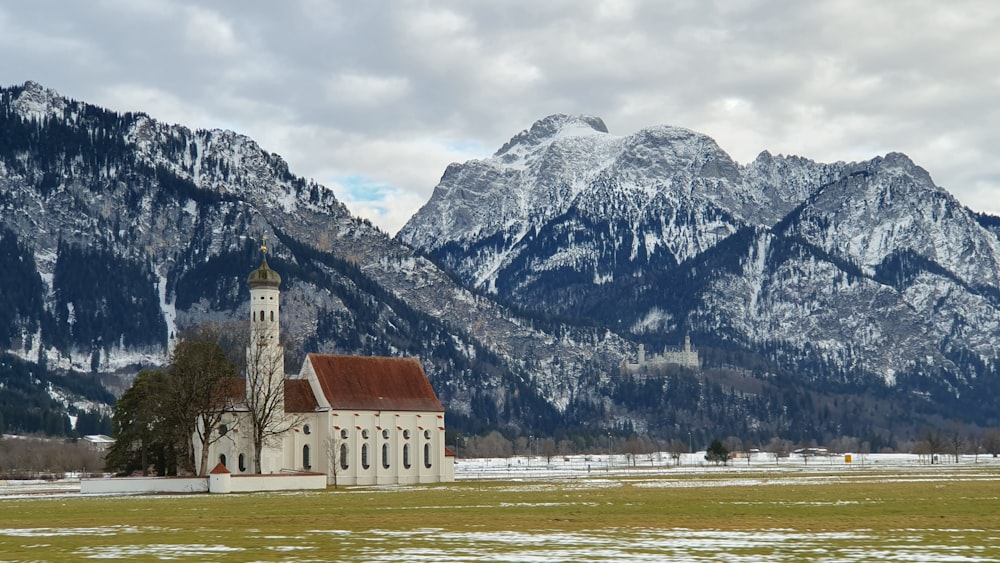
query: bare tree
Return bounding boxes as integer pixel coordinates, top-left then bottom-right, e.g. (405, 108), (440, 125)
(169, 339), (239, 476)
(621, 435), (640, 467)
(0, 437), (106, 478)
(242, 318), (299, 474)
(916, 427), (945, 464)
(982, 428), (1000, 458)
(858, 440), (872, 465)
(723, 436), (744, 465)
(741, 439), (756, 466)
(537, 437), (558, 465)
(765, 437), (792, 464)
(557, 439), (574, 460)
(326, 434), (343, 488)
(948, 430), (965, 463)
(968, 431), (982, 462)
(469, 431), (513, 458)
(667, 438), (688, 466)
(514, 436), (530, 458)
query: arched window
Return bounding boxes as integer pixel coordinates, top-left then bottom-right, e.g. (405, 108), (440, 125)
(403, 429), (411, 439)
(270, 310), (274, 322)
(303, 444), (311, 470)
(424, 443), (432, 469)
(219, 454), (227, 468)
(361, 444), (370, 469)
(362, 429), (370, 439)
(403, 444), (411, 469)
(340, 429), (349, 440)
(382, 443), (390, 469)
(340, 444), (349, 470)
(303, 424), (311, 435)
(238, 453), (246, 472)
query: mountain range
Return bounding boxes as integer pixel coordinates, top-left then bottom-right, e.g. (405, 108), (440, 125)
(2, 82), (999, 447)
(399, 114), (1000, 432)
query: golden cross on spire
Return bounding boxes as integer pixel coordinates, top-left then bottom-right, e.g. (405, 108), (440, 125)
(261, 234), (268, 255)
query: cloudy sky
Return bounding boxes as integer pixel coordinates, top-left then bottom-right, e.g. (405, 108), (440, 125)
(3, 1), (999, 234)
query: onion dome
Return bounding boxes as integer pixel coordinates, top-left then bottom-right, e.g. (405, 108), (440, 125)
(248, 258), (281, 288)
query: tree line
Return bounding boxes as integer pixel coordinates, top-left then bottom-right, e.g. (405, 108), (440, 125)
(448, 426), (1000, 467)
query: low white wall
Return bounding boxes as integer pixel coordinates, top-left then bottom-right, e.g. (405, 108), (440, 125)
(81, 477), (208, 495)
(81, 472), (334, 495)
(230, 473), (327, 492)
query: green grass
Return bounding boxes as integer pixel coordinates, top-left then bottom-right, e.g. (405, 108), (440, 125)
(2, 467), (1000, 561)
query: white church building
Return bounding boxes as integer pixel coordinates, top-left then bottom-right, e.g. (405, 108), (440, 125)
(193, 254), (454, 485)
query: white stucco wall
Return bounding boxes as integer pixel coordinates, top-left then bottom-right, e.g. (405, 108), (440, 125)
(327, 409), (450, 486)
(229, 473), (326, 492)
(81, 477), (208, 495)
(81, 473), (326, 495)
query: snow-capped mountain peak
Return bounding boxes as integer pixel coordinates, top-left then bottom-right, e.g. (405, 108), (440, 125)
(495, 114), (609, 157)
(400, 114), (1000, 422)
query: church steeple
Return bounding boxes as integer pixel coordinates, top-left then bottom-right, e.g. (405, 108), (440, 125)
(246, 236), (284, 408)
(248, 236), (281, 343)
(248, 235), (282, 289)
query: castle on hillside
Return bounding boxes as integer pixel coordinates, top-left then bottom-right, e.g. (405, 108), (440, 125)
(622, 336), (700, 373)
(193, 245), (454, 485)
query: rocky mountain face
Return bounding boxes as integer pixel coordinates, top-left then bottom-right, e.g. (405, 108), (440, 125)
(400, 114), (1000, 430)
(0, 83), (631, 439)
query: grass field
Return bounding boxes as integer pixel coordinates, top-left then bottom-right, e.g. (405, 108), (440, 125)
(2, 463), (1000, 561)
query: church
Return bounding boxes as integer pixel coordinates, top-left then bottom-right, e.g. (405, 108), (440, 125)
(193, 251), (454, 485)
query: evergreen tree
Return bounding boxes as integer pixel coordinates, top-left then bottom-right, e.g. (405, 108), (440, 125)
(105, 370), (176, 475)
(705, 439), (729, 466)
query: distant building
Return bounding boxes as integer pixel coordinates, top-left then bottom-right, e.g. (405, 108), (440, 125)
(622, 336), (700, 373)
(83, 434), (115, 452)
(193, 249), (454, 485)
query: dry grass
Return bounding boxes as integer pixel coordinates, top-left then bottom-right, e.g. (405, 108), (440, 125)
(2, 467), (999, 561)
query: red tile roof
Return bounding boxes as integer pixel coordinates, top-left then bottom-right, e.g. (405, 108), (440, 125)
(307, 354), (444, 412)
(210, 377), (319, 413)
(209, 462), (230, 474)
(284, 379), (319, 412)
(213, 377), (245, 403)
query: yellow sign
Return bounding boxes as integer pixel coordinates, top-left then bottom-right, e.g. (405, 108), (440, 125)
(845, 454), (852, 464)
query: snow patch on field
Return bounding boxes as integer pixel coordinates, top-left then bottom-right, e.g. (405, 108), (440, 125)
(1, 524), (995, 562)
(75, 543), (245, 559)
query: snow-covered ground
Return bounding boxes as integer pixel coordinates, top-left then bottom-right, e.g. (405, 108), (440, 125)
(454, 450), (1000, 481)
(2, 451), (997, 498)
(58, 526), (998, 562)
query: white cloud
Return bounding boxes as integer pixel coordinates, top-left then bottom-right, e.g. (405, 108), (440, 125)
(96, 84), (216, 128)
(324, 72), (411, 107)
(1, 0), (998, 235)
(181, 6), (244, 58)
